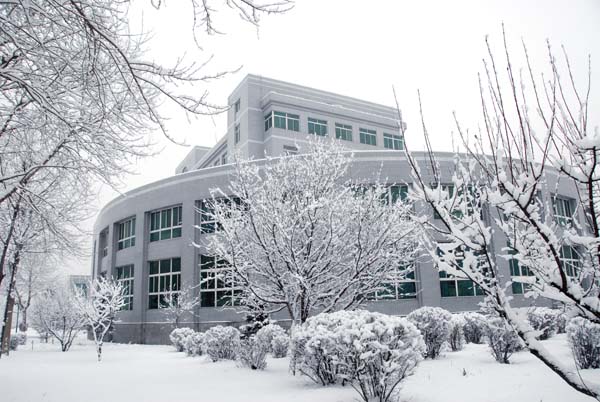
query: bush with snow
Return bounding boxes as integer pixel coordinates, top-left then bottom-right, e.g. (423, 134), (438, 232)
(256, 323), (286, 352)
(9, 336), (19, 351)
(169, 327), (195, 352)
(485, 318), (521, 364)
(527, 307), (558, 340)
(271, 332), (289, 358)
(555, 312), (568, 334)
(238, 336), (268, 370)
(461, 312), (487, 344)
(204, 325), (241, 362)
(407, 307), (452, 359)
(183, 332), (205, 356)
(292, 310), (425, 402)
(449, 316), (465, 352)
(567, 317), (600, 369)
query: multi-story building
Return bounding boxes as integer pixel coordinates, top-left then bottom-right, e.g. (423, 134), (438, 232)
(93, 75), (579, 344)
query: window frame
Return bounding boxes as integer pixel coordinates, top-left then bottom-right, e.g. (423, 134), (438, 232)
(308, 117), (328, 136)
(199, 254), (240, 307)
(367, 261), (417, 301)
(553, 195), (574, 226)
(267, 111), (300, 132)
(359, 128), (377, 146)
(560, 245), (581, 278)
(147, 257), (181, 309)
(437, 246), (485, 297)
(117, 217), (136, 251)
(116, 264), (134, 310)
(383, 133), (404, 150)
(335, 123), (353, 141)
(234, 124), (240, 144)
(149, 206), (182, 242)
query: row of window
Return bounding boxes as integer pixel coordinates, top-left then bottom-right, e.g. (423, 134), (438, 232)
(264, 110), (404, 150)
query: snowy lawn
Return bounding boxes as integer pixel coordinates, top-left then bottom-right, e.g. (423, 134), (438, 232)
(1, 334), (598, 402)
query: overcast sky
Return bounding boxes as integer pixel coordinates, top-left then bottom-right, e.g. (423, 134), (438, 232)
(67, 0), (600, 274)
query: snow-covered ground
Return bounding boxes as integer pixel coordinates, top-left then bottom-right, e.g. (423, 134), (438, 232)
(0, 334), (598, 402)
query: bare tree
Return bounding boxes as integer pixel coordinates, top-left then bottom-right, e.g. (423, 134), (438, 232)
(203, 140), (420, 325)
(161, 285), (200, 329)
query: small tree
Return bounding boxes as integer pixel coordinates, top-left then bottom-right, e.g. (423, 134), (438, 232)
(161, 286), (200, 328)
(77, 278), (124, 362)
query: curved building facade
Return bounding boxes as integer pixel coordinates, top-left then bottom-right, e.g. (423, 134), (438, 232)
(93, 75), (577, 344)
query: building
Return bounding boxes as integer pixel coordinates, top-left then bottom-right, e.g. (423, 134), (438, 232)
(93, 75), (578, 344)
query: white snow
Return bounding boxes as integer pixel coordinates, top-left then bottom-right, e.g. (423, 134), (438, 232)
(0, 334), (598, 402)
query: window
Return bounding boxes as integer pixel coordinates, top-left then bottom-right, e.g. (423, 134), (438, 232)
(508, 246), (533, 295)
(116, 265), (134, 310)
(234, 124), (240, 144)
(149, 206), (182, 242)
(308, 118), (327, 136)
(117, 217), (136, 250)
(148, 258), (181, 309)
(367, 262), (417, 300)
(335, 123), (353, 141)
(283, 145), (298, 155)
(268, 111), (300, 132)
(221, 152), (227, 165)
(359, 128), (377, 146)
(198, 200), (216, 234)
(560, 245), (581, 277)
(234, 99), (240, 115)
(383, 133), (404, 150)
(385, 184), (409, 204)
(264, 113), (273, 131)
(437, 246), (485, 297)
(199, 255), (240, 307)
(553, 196), (574, 226)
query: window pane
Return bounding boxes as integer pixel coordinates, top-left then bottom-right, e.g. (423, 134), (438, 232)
(160, 229), (171, 240)
(172, 258), (181, 272)
(440, 281), (457, 297)
(457, 280), (475, 296)
(201, 292), (215, 307)
(172, 227), (182, 238)
(148, 295), (159, 309)
(149, 261), (159, 275)
(160, 259), (171, 273)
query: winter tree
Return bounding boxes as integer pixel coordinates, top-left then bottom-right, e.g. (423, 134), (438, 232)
(402, 29), (600, 398)
(76, 277), (125, 362)
(161, 285), (200, 328)
(202, 140), (419, 325)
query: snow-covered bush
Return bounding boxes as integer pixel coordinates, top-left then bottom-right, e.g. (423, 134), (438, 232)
(183, 332), (205, 356)
(14, 332), (27, 346)
(271, 332), (289, 358)
(238, 336), (268, 370)
(204, 325), (241, 362)
(169, 327), (195, 352)
(567, 317), (600, 369)
(485, 318), (521, 364)
(407, 307), (452, 359)
(256, 323), (286, 352)
(9, 336), (19, 351)
(527, 307), (558, 340)
(461, 312), (487, 344)
(292, 310), (425, 402)
(449, 316), (465, 352)
(239, 312), (270, 339)
(555, 313), (568, 334)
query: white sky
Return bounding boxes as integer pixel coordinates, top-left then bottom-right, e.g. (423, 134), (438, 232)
(66, 0), (600, 274)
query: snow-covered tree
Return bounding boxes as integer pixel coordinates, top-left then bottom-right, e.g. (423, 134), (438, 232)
(161, 285), (200, 328)
(407, 307), (452, 359)
(402, 29), (600, 397)
(202, 140), (419, 325)
(76, 278), (125, 362)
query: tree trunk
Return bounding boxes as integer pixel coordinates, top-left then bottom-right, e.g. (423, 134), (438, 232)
(97, 342), (102, 362)
(1, 247), (21, 356)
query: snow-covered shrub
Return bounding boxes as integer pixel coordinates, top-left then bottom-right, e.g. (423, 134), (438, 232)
(183, 332), (205, 356)
(407, 307), (452, 359)
(204, 325), (241, 362)
(292, 310), (425, 402)
(527, 307), (558, 340)
(256, 323), (286, 352)
(449, 316), (465, 352)
(271, 332), (289, 358)
(14, 332), (27, 346)
(461, 312), (487, 344)
(555, 312), (568, 334)
(239, 312), (270, 339)
(238, 336), (268, 370)
(485, 318), (521, 364)
(9, 336), (19, 351)
(567, 317), (600, 369)
(169, 327), (195, 352)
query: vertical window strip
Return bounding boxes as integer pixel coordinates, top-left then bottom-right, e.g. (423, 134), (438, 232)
(116, 264), (134, 310)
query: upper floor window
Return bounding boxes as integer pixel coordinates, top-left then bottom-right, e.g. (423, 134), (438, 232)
(150, 206), (182, 242)
(234, 99), (240, 116)
(265, 111), (299, 132)
(560, 245), (581, 277)
(308, 118), (327, 136)
(553, 196), (574, 226)
(116, 265), (134, 310)
(148, 258), (181, 309)
(383, 133), (404, 150)
(386, 184), (409, 204)
(234, 124), (240, 144)
(335, 123), (353, 141)
(117, 217), (136, 251)
(221, 152), (228, 165)
(359, 128), (377, 146)
(198, 197), (243, 234)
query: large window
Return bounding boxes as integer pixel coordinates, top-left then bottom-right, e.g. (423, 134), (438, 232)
(148, 258), (181, 309)
(367, 262), (417, 300)
(117, 217), (136, 250)
(383, 133), (404, 150)
(308, 117), (327, 136)
(553, 196), (574, 226)
(437, 247), (485, 297)
(560, 245), (581, 277)
(384, 184), (409, 204)
(199, 255), (240, 307)
(150, 206), (182, 242)
(359, 128), (377, 146)
(266, 111), (300, 132)
(335, 123), (353, 141)
(198, 197), (243, 234)
(116, 265), (134, 310)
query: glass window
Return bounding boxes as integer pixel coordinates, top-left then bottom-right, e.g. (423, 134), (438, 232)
(234, 99), (240, 115)
(437, 246), (485, 297)
(553, 196), (574, 226)
(116, 265), (134, 310)
(283, 145), (298, 155)
(117, 217), (136, 251)
(359, 128), (377, 146)
(199, 255), (239, 307)
(507, 245), (534, 295)
(149, 206), (182, 242)
(367, 261), (417, 300)
(148, 258), (181, 309)
(385, 184), (409, 204)
(335, 123), (353, 141)
(264, 113), (273, 131)
(560, 245), (581, 277)
(234, 124), (240, 144)
(308, 118), (327, 136)
(269, 111), (300, 132)
(383, 133), (404, 150)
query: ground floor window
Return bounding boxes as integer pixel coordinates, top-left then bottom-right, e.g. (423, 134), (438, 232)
(148, 258), (181, 309)
(437, 246), (485, 297)
(199, 255), (240, 307)
(367, 262), (417, 300)
(116, 265), (134, 310)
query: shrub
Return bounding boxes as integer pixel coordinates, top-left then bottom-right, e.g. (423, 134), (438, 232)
(183, 332), (205, 356)
(527, 307), (558, 340)
(449, 316), (465, 352)
(169, 327), (195, 352)
(204, 325), (241, 362)
(555, 312), (568, 334)
(461, 312), (487, 344)
(567, 317), (600, 369)
(14, 332), (27, 346)
(9, 336), (19, 351)
(238, 336), (268, 370)
(485, 318), (521, 364)
(256, 323), (287, 352)
(239, 312), (270, 339)
(271, 332), (289, 358)
(292, 310), (425, 402)
(407, 307), (452, 359)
